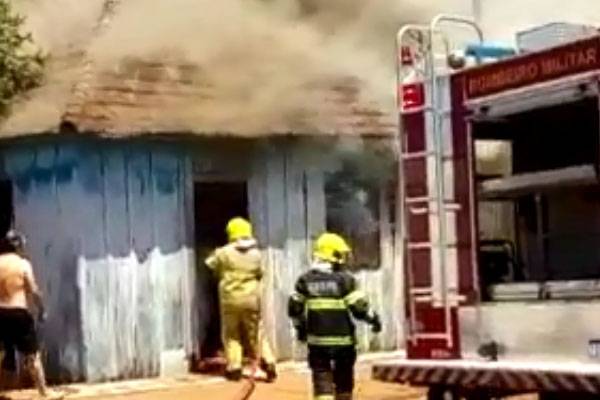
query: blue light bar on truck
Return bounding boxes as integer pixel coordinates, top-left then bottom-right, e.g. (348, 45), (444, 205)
(465, 44), (517, 61)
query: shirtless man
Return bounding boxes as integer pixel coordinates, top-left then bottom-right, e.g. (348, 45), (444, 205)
(0, 231), (61, 399)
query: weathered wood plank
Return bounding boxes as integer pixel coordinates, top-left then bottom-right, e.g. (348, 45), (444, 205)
(102, 147), (137, 378)
(248, 146), (277, 361)
(127, 148), (161, 378)
(277, 148), (309, 358)
(248, 149), (268, 245)
(77, 145), (115, 381)
(103, 147), (130, 257)
(151, 150), (183, 353)
(180, 154), (197, 357)
(305, 169), (326, 246)
(379, 187), (400, 350)
(53, 144), (86, 381)
(261, 145), (288, 359)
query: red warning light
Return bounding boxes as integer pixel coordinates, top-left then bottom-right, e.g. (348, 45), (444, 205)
(400, 82), (425, 110)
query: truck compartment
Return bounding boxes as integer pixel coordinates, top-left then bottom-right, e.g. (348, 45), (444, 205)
(472, 98), (600, 300)
(459, 301), (600, 363)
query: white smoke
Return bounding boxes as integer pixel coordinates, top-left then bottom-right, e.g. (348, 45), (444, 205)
(6, 0), (474, 135)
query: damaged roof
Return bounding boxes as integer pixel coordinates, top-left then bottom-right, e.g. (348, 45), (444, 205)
(0, 53), (396, 139)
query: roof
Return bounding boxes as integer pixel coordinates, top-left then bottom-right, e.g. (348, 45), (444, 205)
(0, 54), (396, 139)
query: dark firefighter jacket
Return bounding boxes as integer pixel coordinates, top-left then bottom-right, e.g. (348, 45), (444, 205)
(287, 262), (375, 347)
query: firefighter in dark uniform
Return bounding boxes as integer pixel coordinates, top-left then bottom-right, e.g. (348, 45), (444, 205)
(288, 232), (382, 400)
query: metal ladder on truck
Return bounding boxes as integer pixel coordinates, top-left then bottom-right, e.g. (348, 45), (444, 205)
(395, 15), (483, 354)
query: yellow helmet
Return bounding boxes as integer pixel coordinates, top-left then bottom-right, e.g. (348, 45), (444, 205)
(313, 232), (351, 264)
(226, 217), (253, 242)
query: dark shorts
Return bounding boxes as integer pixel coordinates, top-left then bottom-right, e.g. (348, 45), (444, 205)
(0, 307), (39, 356)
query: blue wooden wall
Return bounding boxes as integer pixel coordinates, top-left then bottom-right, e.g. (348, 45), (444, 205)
(1, 140), (195, 382)
(0, 137), (402, 383)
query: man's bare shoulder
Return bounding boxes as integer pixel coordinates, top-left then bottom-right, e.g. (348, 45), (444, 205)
(0, 253), (31, 271)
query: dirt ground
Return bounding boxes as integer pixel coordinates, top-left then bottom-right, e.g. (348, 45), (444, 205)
(81, 367), (425, 400)
(2, 363), (537, 400)
(78, 374), (536, 400)
(1, 365), (424, 400)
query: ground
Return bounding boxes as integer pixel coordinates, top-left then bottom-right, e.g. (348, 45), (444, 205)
(92, 367), (425, 400)
(0, 364), (531, 400)
(1, 362), (425, 400)
(1, 361), (536, 400)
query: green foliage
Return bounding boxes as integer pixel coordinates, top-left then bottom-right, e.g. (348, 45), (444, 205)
(0, 0), (45, 116)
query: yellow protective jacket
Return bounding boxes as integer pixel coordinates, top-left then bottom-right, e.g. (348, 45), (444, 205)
(205, 238), (264, 309)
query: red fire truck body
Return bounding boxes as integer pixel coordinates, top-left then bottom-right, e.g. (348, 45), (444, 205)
(374, 20), (600, 399)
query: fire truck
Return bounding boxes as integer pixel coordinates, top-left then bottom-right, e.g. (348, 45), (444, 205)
(373, 15), (600, 400)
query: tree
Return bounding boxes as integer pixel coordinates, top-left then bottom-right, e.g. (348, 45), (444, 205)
(0, 0), (45, 117)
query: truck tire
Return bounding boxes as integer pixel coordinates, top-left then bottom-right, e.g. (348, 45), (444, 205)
(540, 392), (600, 400)
(427, 386), (459, 400)
(539, 392), (565, 400)
(464, 391), (494, 400)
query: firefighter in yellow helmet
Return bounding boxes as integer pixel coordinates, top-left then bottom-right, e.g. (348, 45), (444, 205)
(288, 232), (381, 400)
(205, 217), (277, 382)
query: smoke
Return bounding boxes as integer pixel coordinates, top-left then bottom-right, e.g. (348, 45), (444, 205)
(83, 0), (394, 134)
(0, 0), (105, 135)
(6, 0), (472, 135)
(13, 0), (106, 54)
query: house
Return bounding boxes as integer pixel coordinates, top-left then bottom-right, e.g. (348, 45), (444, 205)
(0, 51), (402, 384)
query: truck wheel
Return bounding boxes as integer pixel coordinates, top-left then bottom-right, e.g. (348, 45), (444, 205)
(539, 393), (566, 400)
(540, 392), (600, 400)
(427, 386), (459, 400)
(464, 390), (494, 400)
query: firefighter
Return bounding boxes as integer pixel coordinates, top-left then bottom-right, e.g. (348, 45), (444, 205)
(205, 217), (277, 382)
(288, 232), (382, 400)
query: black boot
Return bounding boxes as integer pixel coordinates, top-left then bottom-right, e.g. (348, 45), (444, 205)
(225, 369), (242, 382)
(260, 360), (277, 383)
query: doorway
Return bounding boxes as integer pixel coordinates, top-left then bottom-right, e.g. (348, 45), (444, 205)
(193, 181), (249, 364)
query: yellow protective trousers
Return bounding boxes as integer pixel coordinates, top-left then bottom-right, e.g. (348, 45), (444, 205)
(221, 304), (275, 372)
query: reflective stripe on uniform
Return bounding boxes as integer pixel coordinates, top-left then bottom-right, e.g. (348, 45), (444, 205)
(344, 290), (366, 306)
(306, 298), (347, 310)
(307, 335), (354, 346)
(314, 395), (334, 400)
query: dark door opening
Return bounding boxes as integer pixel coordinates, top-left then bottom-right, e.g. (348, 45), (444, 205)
(0, 181), (13, 238)
(193, 181), (248, 366)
